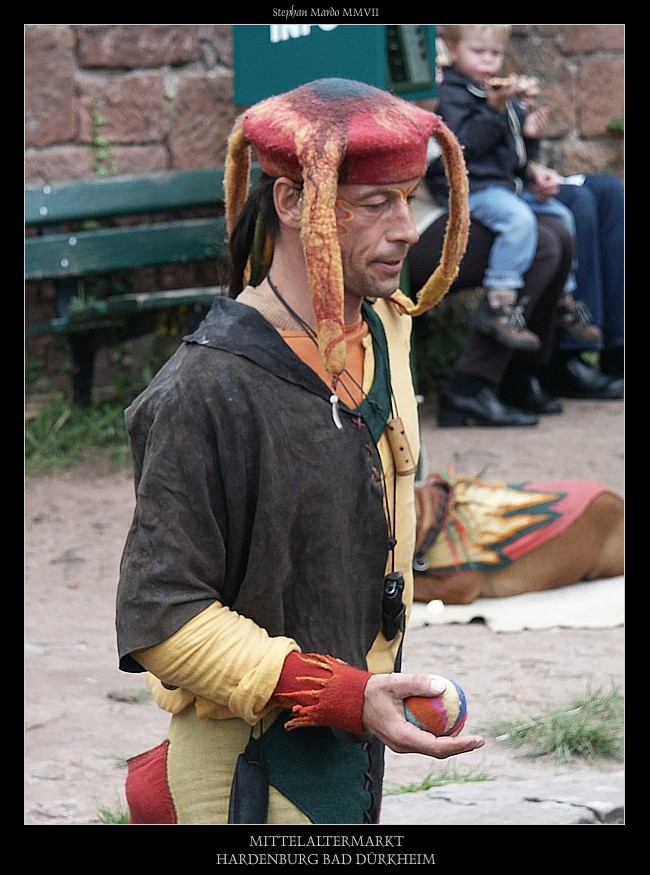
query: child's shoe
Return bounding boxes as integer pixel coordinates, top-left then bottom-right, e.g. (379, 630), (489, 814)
(473, 295), (541, 352)
(556, 293), (603, 345)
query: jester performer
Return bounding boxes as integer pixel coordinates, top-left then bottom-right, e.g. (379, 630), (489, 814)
(115, 77), (483, 825)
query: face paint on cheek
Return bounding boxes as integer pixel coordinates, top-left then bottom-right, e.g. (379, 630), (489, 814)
(335, 198), (355, 237)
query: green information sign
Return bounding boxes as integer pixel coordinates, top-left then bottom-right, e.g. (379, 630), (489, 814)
(233, 24), (437, 105)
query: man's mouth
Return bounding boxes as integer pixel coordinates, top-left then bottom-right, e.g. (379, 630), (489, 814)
(375, 258), (404, 274)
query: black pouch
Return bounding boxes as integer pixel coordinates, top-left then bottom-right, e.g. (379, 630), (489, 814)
(381, 571), (405, 641)
(228, 732), (269, 824)
(382, 571), (406, 672)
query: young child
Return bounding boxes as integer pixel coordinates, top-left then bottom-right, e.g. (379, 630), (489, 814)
(427, 24), (601, 350)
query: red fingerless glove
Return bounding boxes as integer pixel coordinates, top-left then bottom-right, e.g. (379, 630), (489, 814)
(271, 651), (372, 735)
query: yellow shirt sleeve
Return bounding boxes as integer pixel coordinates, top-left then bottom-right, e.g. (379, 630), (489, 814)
(134, 602), (301, 725)
(365, 299), (419, 675)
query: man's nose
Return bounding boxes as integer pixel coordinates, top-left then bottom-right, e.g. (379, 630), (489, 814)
(394, 205), (420, 246)
(391, 202), (420, 245)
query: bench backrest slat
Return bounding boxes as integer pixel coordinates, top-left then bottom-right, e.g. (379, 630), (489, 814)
(25, 165), (257, 405)
(25, 168), (227, 227)
(26, 218), (227, 281)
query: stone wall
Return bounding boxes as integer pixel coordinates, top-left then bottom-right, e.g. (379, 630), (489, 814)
(507, 24), (624, 177)
(25, 24), (624, 185)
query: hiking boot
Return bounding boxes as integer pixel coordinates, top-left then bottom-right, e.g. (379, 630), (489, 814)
(473, 296), (541, 352)
(556, 294), (603, 345)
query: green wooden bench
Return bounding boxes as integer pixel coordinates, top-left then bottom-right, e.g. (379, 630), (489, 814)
(25, 166), (242, 405)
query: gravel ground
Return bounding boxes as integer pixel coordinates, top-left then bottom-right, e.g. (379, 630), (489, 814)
(24, 395), (624, 839)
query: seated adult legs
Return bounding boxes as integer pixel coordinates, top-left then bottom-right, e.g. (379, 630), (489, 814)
(408, 215), (571, 427)
(555, 174), (624, 385)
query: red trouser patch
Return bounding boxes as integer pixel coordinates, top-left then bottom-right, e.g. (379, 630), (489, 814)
(125, 739), (177, 824)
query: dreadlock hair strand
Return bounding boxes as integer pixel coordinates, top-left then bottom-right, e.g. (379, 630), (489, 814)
(228, 173), (279, 297)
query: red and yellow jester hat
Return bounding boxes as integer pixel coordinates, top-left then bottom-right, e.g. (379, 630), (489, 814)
(224, 78), (469, 377)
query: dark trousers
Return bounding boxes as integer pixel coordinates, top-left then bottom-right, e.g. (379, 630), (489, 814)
(555, 174), (624, 352)
(409, 214), (573, 385)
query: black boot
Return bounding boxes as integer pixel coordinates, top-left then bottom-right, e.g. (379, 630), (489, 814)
(541, 352), (624, 400)
(599, 346), (624, 380)
(500, 364), (563, 415)
(438, 373), (538, 428)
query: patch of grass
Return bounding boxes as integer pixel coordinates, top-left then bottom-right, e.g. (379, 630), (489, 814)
(124, 687), (153, 703)
(106, 687), (154, 705)
(482, 683), (624, 764)
(102, 753), (129, 769)
(25, 394), (132, 475)
(25, 323), (188, 475)
(385, 762), (494, 796)
(581, 350), (600, 368)
(97, 800), (129, 824)
(607, 115), (624, 134)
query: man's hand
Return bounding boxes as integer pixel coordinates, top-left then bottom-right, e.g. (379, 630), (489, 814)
(362, 672), (485, 758)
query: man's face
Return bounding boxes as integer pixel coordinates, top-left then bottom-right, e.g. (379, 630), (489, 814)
(334, 179), (420, 303)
